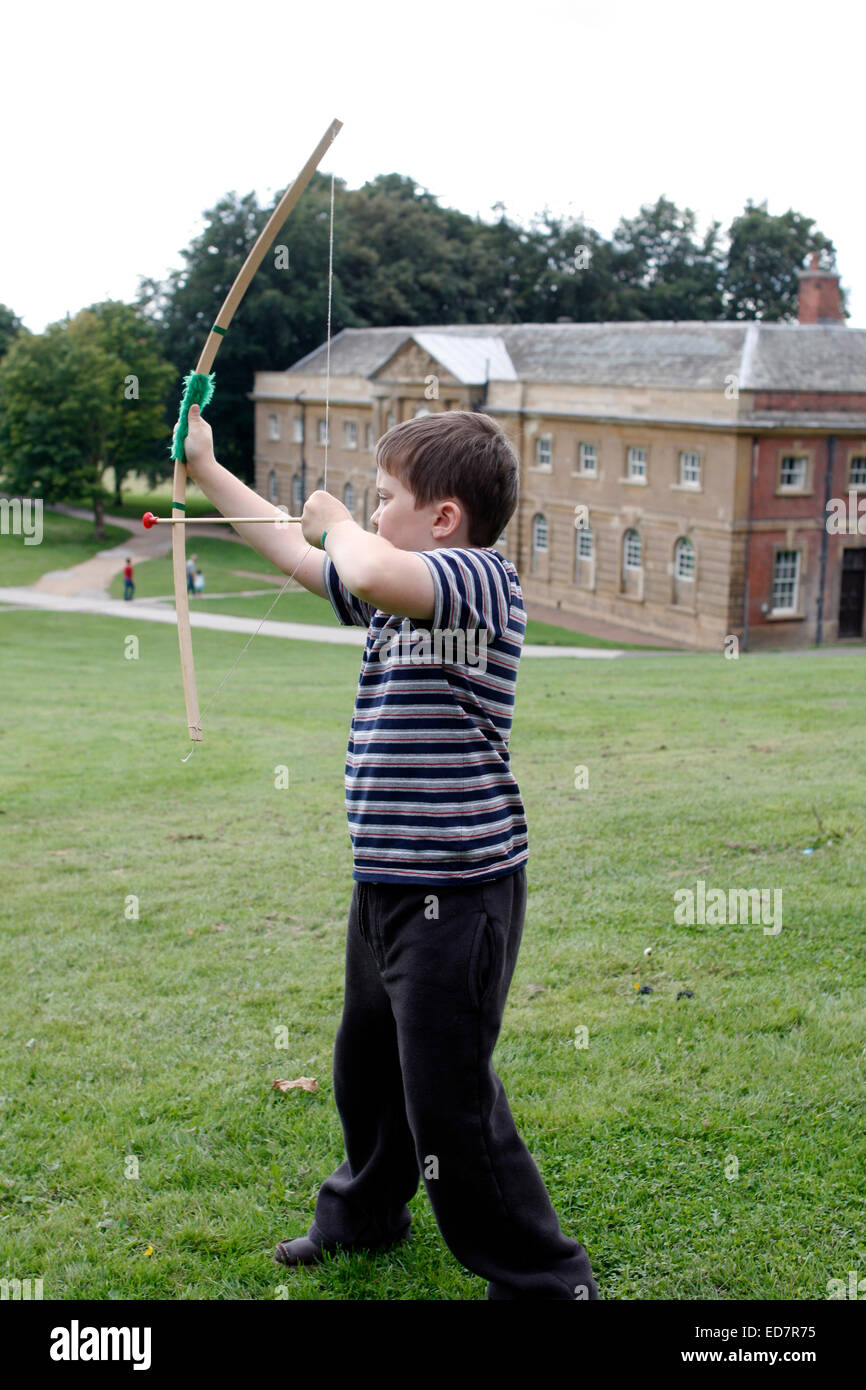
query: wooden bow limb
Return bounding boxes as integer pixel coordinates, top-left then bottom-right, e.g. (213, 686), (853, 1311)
(170, 118), (342, 753)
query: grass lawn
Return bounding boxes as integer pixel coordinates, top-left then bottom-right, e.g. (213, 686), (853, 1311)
(0, 606), (863, 1301)
(0, 512), (130, 587)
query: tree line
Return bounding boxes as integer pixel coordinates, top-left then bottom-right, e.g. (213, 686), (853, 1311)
(0, 173), (843, 533)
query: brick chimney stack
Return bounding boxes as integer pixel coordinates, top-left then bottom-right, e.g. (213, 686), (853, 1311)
(796, 251), (845, 324)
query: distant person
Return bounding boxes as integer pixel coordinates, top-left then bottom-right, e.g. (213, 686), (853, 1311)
(194, 567), (205, 594)
(122, 556), (134, 601)
(187, 553), (198, 598)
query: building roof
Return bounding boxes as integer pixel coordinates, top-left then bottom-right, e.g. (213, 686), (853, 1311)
(285, 321), (866, 393)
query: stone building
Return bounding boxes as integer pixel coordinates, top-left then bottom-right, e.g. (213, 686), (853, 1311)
(252, 260), (866, 649)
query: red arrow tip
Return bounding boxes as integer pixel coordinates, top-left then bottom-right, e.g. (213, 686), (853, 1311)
(142, 511), (157, 529)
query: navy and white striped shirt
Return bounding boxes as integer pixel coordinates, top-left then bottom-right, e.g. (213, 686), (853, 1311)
(323, 545), (529, 884)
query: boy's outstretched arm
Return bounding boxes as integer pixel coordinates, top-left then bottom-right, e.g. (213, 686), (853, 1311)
(183, 405), (328, 598)
(302, 492), (435, 621)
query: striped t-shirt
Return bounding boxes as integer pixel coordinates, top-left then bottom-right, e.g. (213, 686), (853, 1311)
(323, 545), (529, 885)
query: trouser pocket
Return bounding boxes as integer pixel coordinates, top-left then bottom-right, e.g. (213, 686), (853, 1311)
(467, 912), (498, 1009)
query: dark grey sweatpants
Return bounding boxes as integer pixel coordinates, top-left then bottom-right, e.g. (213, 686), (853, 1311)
(306, 866), (600, 1300)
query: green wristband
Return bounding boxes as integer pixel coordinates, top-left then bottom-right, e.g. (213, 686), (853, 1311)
(321, 530), (328, 549)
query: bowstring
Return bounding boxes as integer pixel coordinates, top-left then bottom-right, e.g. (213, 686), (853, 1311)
(181, 169), (337, 763)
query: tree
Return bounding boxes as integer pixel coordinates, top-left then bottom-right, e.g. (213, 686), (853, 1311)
(0, 303), (175, 537)
(0, 304), (24, 362)
(607, 197), (725, 320)
(74, 300), (175, 503)
(721, 200), (844, 320)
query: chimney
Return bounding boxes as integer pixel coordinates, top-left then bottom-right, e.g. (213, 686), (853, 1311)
(796, 251), (845, 324)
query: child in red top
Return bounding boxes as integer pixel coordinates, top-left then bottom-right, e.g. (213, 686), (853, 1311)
(122, 557), (134, 601)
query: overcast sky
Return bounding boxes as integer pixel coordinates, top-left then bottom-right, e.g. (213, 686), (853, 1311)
(4, 0), (864, 335)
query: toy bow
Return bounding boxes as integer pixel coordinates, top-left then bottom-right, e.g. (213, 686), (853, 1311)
(168, 118), (342, 755)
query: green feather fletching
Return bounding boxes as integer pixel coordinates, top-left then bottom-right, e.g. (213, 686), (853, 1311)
(170, 372), (216, 463)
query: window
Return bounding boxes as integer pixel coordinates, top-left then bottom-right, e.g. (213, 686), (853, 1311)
(624, 530), (642, 569)
(772, 550), (800, 612)
(291, 474), (303, 512)
(386, 411), (396, 431)
(621, 529), (643, 598)
(268, 413), (280, 442)
(365, 423), (374, 451)
(574, 525), (594, 588)
(578, 443), (597, 476)
(414, 406), (430, 418)
(674, 536), (695, 580)
(779, 455), (807, 489)
(627, 447), (647, 481)
(495, 530), (507, 548)
(531, 513), (548, 574)
(315, 476), (324, 493)
(850, 456), (866, 487)
(317, 418), (329, 446)
(344, 421), (358, 449)
(343, 481), (355, 513)
(292, 415), (304, 443)
(535, 436), (553, 470)
(679, 451), (701, 487)
(268, 470), (278, 504)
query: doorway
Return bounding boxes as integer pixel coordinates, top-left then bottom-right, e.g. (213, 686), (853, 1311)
(838, 548), (866, 638)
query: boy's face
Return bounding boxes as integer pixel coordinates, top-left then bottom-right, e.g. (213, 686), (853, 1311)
(370, 465), (467, 551)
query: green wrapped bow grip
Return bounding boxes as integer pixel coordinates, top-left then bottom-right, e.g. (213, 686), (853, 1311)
(170, 372), (216, 463)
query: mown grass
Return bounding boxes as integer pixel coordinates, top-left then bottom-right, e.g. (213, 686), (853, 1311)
(0, 606), (863, 1300)
(0, 512), (130, 587)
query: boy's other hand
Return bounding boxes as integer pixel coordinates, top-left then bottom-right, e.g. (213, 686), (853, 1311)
(180, 404), (215, 480)
(301, 490), (353, 547)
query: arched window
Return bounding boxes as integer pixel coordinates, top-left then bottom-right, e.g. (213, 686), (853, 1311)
(575, 523), (594, 587)
(622, 528), (643, 598)
(674, 537), (695, 580)
(268, 470), (278, 504)
(291, 474), (303, 512)
(343, 481), (355, 514)
(623, 528), (641, 570)
(673, 537), (696, 607)
(531, 513), (548, 575)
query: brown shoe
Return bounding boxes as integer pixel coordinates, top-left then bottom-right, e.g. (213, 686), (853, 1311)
(274, 1236), (327, 1267)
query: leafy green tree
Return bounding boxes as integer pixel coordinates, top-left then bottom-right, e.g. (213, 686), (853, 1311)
(0, 304), (24, 362)
(606, 197), (725, 320)
(0, 303), (174, 537)
(138, 176), (356, 478)
(721, 199), (844, 320)
(74, 300), (175, 502)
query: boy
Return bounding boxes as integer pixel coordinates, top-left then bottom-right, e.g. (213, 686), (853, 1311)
(183, 403), (599, 1301)
(122, 556), (134, 601)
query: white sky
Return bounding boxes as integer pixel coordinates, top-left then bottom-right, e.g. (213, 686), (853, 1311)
(3, 0), (864, 333)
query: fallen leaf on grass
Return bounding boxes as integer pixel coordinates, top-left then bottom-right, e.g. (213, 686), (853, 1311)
(144, 1244), (154, 1257)
(273, 1077), (318, 1093)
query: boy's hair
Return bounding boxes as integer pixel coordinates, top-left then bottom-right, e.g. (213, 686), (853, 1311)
(376, 410), (519, 547)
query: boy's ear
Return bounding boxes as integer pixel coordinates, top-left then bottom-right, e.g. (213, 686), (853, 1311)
(431, 498), (464, 539)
